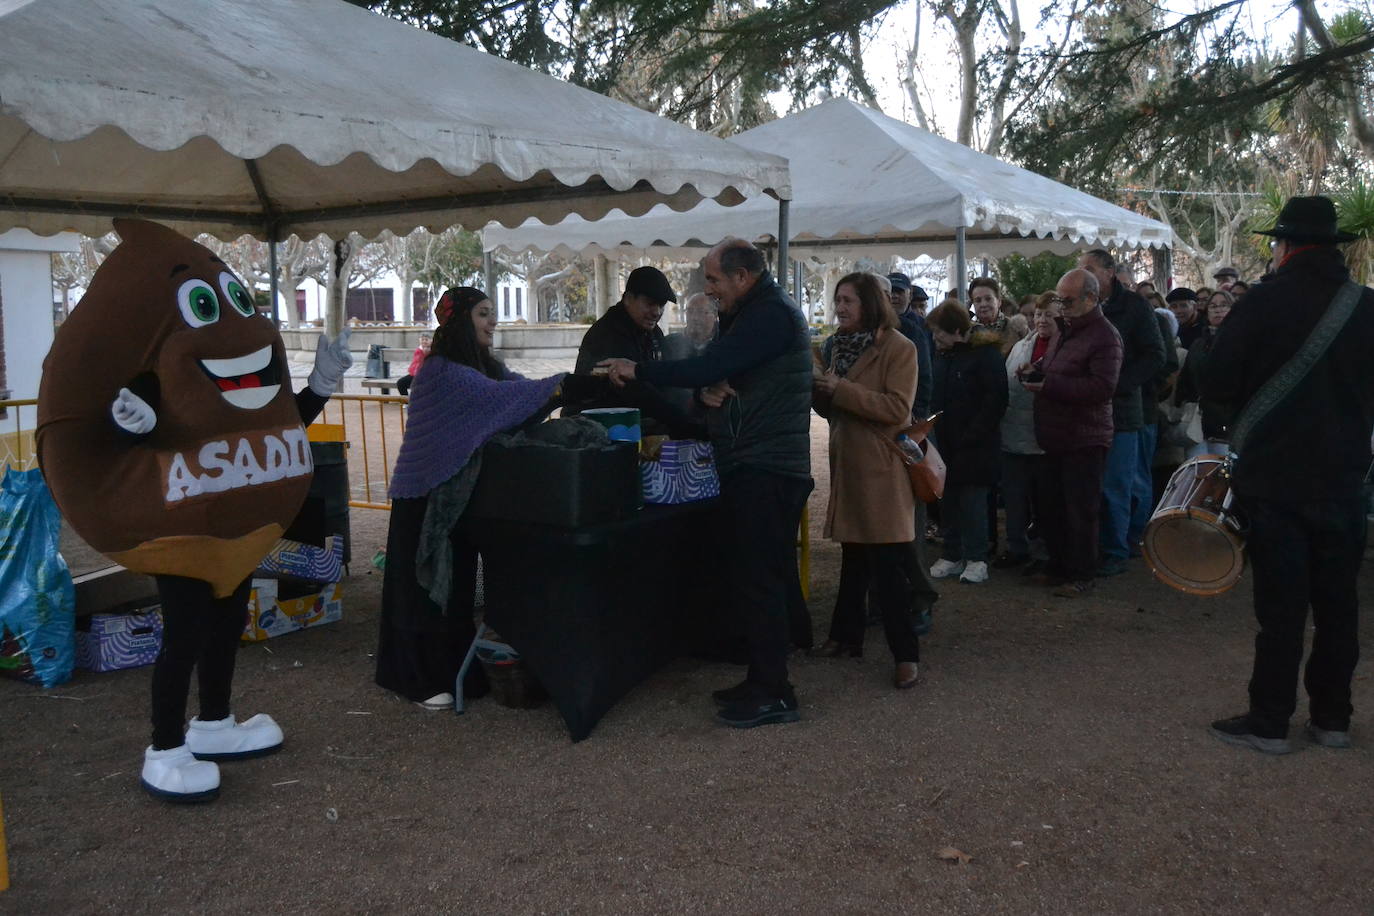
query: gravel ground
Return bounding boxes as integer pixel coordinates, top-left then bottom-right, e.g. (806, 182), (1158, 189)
(3, 417), (1373, 914)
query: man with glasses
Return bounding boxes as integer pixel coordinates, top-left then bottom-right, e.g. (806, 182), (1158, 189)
(1021, 269), (1123, 597)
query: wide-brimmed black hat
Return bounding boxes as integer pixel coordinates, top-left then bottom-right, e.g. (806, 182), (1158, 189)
(624, 266), (677, 304)
(1256, 195), (1357, 243)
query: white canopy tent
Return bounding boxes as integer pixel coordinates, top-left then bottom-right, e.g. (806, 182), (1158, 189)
(0, 0), (792, 292)
(484, 98), (1171, 294)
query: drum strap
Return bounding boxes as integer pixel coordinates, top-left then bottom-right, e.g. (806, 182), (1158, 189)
(1230, 280), (1364, 456)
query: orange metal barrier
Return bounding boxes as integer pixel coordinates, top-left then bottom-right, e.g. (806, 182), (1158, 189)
(0, 399), (38, 473)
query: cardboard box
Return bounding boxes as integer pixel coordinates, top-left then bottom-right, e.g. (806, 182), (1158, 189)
(242, 579), (343, 642)
(255, 535), (343, 584)
(75, 608), (162, 672)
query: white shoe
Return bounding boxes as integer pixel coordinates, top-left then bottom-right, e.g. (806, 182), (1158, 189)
(415, 692), (455, 711)
(185, 713), (284, 761)
(141, 745), (220, 803)
(959, 561), (989, 584)
(929, 559), (965, 579)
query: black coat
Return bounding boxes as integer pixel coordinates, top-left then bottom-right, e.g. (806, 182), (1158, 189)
(929, 330), (1009, 486)
(569, 303), (701, 437)
(1101, 279), (1166, 432)
(1204, 246), (1374, 505)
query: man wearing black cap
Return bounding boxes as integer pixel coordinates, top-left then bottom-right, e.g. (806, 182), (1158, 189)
(1165, 287), (1206, 350)
(1204, 195), (1374, 754)
(1212, 265), (1240, 291)
(568, 265), (702, 436)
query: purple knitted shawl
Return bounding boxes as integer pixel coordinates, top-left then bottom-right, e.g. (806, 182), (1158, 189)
(389, 357), (564, 499)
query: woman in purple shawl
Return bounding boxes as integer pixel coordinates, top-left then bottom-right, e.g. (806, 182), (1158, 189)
(375, 287), (571, 710)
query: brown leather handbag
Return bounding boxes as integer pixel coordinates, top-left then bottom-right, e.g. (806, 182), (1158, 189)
(876, 413), (946, 503)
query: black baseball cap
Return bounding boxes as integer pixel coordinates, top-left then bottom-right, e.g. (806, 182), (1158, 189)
(1164, 287), (1198, 303)
(910, 285), (929, 302)
(886, 271), (912, 292)
(624, 266), (677, 304)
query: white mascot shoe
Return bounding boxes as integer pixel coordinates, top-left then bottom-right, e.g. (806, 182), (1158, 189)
(185, 713), (285, 761)
(141, 745), (220, 803)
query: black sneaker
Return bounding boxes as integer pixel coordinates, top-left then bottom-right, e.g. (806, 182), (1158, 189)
(716, 690), (800, 728)
(711, 680), (753, 708)
(1095, 556), (1129, 577)
(1305, 720), (1352, 748)
(992, 552), (1030, 569)
(1209, 715), (1292, 755)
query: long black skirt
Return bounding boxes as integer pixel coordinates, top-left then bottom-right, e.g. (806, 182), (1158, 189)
(374, 496), (489, 702)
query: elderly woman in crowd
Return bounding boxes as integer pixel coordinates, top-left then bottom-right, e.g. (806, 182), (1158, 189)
(995, 292), (1061, 569)
(375, 287), (592, 711)
(1173, 288), (1234, 457)
(811, 272), (921, 689)
(927, 300), (1010, 585)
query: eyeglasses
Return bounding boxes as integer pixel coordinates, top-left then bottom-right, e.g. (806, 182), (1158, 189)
(1047, 295), (1073, 307)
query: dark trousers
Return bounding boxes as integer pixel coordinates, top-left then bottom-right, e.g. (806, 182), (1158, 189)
(830, 543), (920, 663)
(1243, 495), (1364, 736)
(903, 499), (940, 612)
(721, 467), (813, 692)
(1001, 452), (1042, 556)
(1036, 447), (1108, 581)
(149, 575), (252, 750)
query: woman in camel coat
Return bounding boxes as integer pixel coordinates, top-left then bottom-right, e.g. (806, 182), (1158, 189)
(812, 271), (921, 688)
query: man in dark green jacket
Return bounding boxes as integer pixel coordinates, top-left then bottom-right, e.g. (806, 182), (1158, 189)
(600, 239), (813, 729)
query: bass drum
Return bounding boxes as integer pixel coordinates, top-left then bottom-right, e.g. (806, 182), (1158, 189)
(1142, 455), (1246, 596)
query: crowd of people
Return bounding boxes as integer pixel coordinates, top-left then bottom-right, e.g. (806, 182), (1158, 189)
(374, 195), (1372, 757)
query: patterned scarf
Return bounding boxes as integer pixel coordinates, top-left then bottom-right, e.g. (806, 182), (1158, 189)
(828, 330), (875, 378)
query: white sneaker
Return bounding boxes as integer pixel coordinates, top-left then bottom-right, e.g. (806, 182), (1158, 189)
(959, 561), (989, 584)
(185, 713), (284, 761)
(141, 745), (220, 803)
(929, 559), (966, 579)
(415, 692), (455, 711)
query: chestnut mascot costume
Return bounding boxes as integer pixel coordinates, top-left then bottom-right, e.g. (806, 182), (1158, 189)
(37, 219), (351, 802)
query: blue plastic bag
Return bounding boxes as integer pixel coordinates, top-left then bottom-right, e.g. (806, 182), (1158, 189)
(0, 468), (75, 687)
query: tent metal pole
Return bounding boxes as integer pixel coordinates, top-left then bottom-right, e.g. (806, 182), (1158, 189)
(268, 239), (280, 327)
(777, 199), (790, 289)
(956, 225), (968, 304)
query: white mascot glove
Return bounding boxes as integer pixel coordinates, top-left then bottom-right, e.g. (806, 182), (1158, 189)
(111, 387), (157, 435)
(308, 328), (352, 397)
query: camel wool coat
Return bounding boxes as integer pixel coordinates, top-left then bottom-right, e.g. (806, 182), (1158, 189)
(815, 328), (919, 543)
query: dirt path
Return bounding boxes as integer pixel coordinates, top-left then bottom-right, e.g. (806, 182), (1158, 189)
(3, 417), (1372, 913)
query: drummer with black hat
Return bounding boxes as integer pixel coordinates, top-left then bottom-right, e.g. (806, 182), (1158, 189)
(568, 265), (705, 437)
(1202, 195), (1374, 755)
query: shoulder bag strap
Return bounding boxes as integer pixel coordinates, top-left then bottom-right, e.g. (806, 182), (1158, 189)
(1230, 280), (1365, 456)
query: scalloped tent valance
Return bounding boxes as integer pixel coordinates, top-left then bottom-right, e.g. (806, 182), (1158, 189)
(483, 98), (1171, 261)
(0, 0), (789, 242)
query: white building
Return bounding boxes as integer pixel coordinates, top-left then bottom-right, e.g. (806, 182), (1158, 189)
(290, 273), (532, 326)
(0, 228), (80, 467)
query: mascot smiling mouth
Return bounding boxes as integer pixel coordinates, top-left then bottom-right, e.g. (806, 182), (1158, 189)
(199, 345), (283, 410)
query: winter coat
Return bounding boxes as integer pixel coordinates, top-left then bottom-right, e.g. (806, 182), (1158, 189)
(814, 328), (918, 543)
(1033, 306), (1123, 453)
(1204, 245), (1374, 505)
(1001, 333), (1045, 456)
(1140, 311), (1181, 425)
(1100, 279), (1166, 431)
(1172, 326), (1227, 440)
(929, 329), (1009, 486)
(568, 302), (702, 437)
(895, 306), (934, 419)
